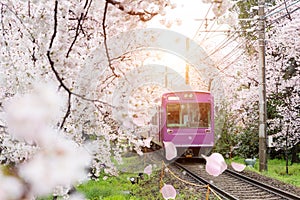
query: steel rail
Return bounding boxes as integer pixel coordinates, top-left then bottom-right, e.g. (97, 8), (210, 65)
(175, 162), (238, 200)
(225, 169), (300, 200)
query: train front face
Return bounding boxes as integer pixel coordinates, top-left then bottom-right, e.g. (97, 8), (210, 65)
(160, 91), (214, 158)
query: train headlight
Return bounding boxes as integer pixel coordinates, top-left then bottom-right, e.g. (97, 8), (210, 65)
(183, 93), (194, 98)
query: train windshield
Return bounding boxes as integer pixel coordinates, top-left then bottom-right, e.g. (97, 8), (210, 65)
(166, 103), (211, 128)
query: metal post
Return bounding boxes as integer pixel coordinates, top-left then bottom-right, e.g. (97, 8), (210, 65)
(185, 38), (190, 85)
(258, 0), (267, 172)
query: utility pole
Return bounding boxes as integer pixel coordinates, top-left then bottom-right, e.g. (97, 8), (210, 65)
(258, 0), (268, 172)
(185, 38), (190, 85)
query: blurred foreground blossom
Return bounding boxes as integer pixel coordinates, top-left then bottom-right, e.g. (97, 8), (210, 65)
(0, 171), (24, 200)
(231, 162), (246, 172)
(160, 184), (176, 200)
(163, 141), (177, 160)
(3, 84), (92, 197)
(5, 83), (63, 144)
(202, 153), (227, 176)
(18, 132), (91, 196)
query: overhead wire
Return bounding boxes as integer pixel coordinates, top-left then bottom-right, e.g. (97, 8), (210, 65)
(217, 1), (300, 77)
(265, 0), (293, 15)
(190, 0), (299, 79)
(216, 39), (257, 79)
(193, 3), (213, 39)
(205, 22), (259, 60)
(192, 2), (261, 63)
(265, 0), (300, 17)
(267, 5), (300, 27)
(197, 19), (219, 45)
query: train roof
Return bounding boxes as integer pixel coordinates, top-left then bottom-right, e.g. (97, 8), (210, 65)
(162, 90), (211, 95)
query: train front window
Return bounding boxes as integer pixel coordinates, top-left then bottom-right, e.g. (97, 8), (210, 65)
(166, 103), (211, 128)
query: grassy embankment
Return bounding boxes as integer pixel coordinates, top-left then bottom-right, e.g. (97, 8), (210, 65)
(77, 157), (300, 199)
(40, 157), (299, 199)
(230, 157), (300, 187)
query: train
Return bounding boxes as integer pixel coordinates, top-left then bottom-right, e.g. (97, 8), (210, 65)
(148, 90), (214, 158)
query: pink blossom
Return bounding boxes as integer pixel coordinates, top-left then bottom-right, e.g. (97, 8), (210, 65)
(231, 162), (246, 172)
(202, 153), (227, 176)
(18, 133), (91, 196)
(163, 142), (177, 160)
(161, 184), (176, 200)
(144, 164), (152, 176)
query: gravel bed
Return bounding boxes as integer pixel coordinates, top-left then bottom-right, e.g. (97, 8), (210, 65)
(238, 169), (300, 196)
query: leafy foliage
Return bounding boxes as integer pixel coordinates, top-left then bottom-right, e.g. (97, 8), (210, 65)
(214, 106), (239, 157)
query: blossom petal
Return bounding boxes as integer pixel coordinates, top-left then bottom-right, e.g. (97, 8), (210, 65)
(163, 142), (177, 160)
(202, 153), (227, 176)
(161, 184), (176, 199)
(231, 162), (246, 172)
(143, 137), (152, 148)
(143, 165), (152, 176)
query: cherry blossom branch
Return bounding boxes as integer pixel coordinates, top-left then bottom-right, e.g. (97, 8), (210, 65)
(0, 2), (35, 43)
(47, 0), (72, 129)
(106, 0), (158, 22)
(47, 1), (113, 129)
(66, 0), (92, 58)
(66, 13), (85, 58)
(28, 0), (31, 17)
(102, 1), (119, 77)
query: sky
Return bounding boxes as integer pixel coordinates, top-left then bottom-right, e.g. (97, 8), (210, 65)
(144, 0), (234, 87)
(147, 0), (231, 40)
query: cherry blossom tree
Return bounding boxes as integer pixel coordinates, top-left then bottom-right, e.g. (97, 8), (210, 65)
(213, 0), (299, 162)
(265, 0), (300, 170)
(0, 0), (172, 198)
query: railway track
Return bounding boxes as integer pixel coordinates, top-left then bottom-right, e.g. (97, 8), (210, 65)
(174, 161), (300, 200)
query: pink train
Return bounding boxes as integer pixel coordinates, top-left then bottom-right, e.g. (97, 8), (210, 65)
(149, 91), (214, 158)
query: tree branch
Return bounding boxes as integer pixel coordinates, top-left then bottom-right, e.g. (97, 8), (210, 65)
(284, 0), (292, 20)
(47, 0), (72, 129)
(60, 92), (71, 130)
(102, 1), (119, 77)
(106, 0), (158, 22)
(66, 0), (92, 58)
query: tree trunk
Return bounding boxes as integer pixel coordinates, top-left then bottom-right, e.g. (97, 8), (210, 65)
(285, 125), (289, 175)
(291, 143), (300, 164)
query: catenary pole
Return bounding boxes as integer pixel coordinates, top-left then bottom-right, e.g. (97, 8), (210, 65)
(185, 38), (190, 85)
(258, 0), (268, 171)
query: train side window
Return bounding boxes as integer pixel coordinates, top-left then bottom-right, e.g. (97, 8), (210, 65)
(189, 103), (210, 128)
(198, 103), (210, 128)
(166, 104), (180, 127)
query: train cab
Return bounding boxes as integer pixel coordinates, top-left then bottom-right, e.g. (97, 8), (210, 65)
(160, 91), (214, 158)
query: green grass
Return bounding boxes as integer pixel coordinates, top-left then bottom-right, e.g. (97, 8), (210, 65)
(41, 157), (299, 199)
(77, 173), (141, 200)
(229, 157), (300, 187)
